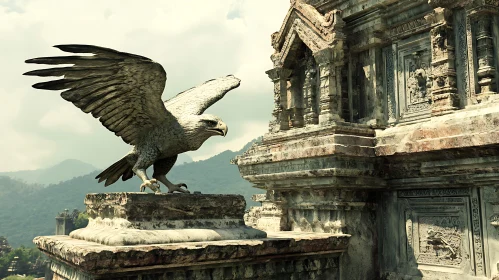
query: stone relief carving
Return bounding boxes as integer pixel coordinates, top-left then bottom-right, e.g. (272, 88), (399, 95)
(407, 63), (431, 104)
(400, 190), (485, 276)
(418, 217), (464, 266)
(405, 51), (432, 113)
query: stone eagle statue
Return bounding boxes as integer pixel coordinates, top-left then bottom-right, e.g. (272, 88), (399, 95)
(24, 44), (240, 193)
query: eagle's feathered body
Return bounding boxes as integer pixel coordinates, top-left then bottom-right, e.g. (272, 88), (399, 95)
(25, 44), (240, 193)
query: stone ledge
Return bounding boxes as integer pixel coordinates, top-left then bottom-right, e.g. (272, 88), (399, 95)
(69, 226), (267, 246)
(376, 105), (499, 156)
(34, 232), (350, 275)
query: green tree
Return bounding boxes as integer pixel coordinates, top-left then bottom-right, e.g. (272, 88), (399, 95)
(0, 244), (45, 278)
(74, 212), (89, 229)
(0, 236), (12, 257)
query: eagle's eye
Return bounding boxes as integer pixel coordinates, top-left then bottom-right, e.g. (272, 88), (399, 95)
(204, 120), (218, 126)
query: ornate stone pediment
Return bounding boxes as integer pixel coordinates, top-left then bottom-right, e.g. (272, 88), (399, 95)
(270, 0), (344, 67)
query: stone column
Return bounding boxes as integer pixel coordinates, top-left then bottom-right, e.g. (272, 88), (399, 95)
(425, 7), (459, 116)
(476, 14), (497, 96)
(313, 48), (344, 125)
(289, 75), (305, 128)
(303, 62), (318, 125)
(266, 67), (292, 132)
(465, 2), (498, 102)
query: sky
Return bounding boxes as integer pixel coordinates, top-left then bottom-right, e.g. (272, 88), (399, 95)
(0, 0), (290, 171)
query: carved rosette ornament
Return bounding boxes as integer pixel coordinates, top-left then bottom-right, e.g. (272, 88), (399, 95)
(425, 7), (459, 115)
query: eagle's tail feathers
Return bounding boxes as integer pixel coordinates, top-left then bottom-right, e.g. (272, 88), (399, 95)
(104, 164), (129, 187)
(96, 157), (133, 187)
(122, 168), (134, 181)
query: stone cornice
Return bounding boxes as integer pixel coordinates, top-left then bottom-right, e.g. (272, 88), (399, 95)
(235, 104), (499, 190)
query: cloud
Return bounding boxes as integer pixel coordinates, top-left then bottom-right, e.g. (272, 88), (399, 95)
(0, 87), (56, 171)
(0, 0), (290, 171)
(39, 104), (93, 135)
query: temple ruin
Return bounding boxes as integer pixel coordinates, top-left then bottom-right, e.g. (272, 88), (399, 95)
(235, 0), (499, 279)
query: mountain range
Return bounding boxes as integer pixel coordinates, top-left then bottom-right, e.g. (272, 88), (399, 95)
(0, 139), (261, 248)
(0, 159), (98, 186)
(0, 154), (194, 186)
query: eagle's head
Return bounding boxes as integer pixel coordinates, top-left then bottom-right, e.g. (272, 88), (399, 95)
(180, 114), (228, 151)
(199, 114), (228, 137)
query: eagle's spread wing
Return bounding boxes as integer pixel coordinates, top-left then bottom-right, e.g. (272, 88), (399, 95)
(164, 75), (240, 116)
(24, 44), (173, 145)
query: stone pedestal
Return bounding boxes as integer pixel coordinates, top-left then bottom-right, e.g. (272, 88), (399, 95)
(35, 193), (350, 280)
(69, 193), (265, 246)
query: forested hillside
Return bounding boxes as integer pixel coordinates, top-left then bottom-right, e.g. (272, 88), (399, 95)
(0, 139), (262, 248)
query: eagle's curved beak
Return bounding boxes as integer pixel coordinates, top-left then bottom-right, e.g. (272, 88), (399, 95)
(208, 122), (228, 137)
(219, 122), (228, 137)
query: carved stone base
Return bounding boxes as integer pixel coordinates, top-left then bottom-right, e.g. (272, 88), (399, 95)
(69, 193), (266, 246)
(35, 192), (351, 279)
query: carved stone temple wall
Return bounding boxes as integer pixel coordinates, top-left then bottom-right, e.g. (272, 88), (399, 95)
(234, 0), (499, 279)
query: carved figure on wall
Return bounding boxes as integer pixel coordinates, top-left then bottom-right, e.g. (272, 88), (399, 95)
(408, 67), (430, 103)
(406, 52), (432, 109)
(425, 228), (457, 260)
(418, 217), (463, 266)
(407, 65), (430, 103)
(25, 45), (240, 194)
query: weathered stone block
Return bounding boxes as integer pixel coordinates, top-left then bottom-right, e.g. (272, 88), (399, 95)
(69, 193), (266, 246)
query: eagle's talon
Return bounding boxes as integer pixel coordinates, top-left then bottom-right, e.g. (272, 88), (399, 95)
(167, 183), (190, 194)
(140, 179), (161, 193)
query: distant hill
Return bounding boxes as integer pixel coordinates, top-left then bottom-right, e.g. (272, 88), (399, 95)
(0, 139), (262, 248)
(0, 159), (98, 185)
(177, 153), (193, 165)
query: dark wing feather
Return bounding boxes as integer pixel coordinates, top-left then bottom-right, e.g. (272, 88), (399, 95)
(24, 44), (174, 145)
(163, 75), (240, 117)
